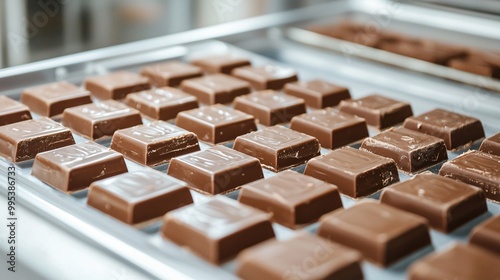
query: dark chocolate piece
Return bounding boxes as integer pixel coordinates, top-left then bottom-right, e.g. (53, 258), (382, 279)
(21, 81), (92, 117)
(339, 94), (413, 129)
(32, 142), (128, 192)
(62, 100), (143, 140)
(0, 96), (32, 126)
(111, 121), (200, 166)
(470, 215), (500, 255)
(88, 170), (193, 224)
(290, 108), (368, 149)
(84, 71), (151, 100)
(0, 118), (75, 162)
(175, 104), (257, 144)
(191, 54), (251, 74)
(480, 133), (500, 156)
(231, 65), (298, 90)
(304, 147), (399, 198)
(238, 171), (343, 228)
(236, 234), (363, 280)
(361, 127), (448, 174)
(161, 196), (275, 264)
(233, 90), (306, 126)
(380, 173), (487, 232)
(283, 79), (351, 108)
(140, 61), (203, 87)
(318, 201), (431, 267)
(180, 74), (251, 104)
(167, 145), (263, 194)
(404, 109), (485, 150)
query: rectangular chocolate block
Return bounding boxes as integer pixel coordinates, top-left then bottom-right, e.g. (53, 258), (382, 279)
(175, 104), (257, 144)
(404, 109), (485, 150)
(88, 170), (193, 224)
(283, 79), (351, 108)
(161, 196), (275, 264)
(290, 108), (368, 149)
(84, 71), (151, 100)
(470, 215), (500, 255)
(0, 118), (75, 162)
(439, 151), (500, 202)
(21, 81), (92, 117)
(236, 234), (363, 280)
(62, 100), (143, 140)
(318, 201), (431, 267)
(124, 87), (198, 120)
(110, 121), (200, 166)
(339, 94), (413, 129)
(234, 125), (320, 172)
(361, 127), (448, 174)
(32, 142), (128, 192)
(167, 145), (263, 194)
(0, 96), (32, 126)
(238, 170), (343, 228)
(191, 54), (251, 74)
(180, 74), (250, 104)
(380, 173), (487, 232)
(231, 65), (298, 90)
(233, 90), (306, 126)
(480, 133), (500, 156)
(304, 147), (399, 198)
(140, 61), (203, 87)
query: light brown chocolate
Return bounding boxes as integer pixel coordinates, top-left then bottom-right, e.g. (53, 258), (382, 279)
(84, 71), (150, 100)
(0, 96), (32, 126)
(140, 61), (203, 87)
(231, 65), (298, 90)
(283, 79), (351, 108)
(180, 74), (250, 104)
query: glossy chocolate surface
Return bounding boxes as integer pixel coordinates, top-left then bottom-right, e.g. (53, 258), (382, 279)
(191, 54), (251, 74)
(0, 96), (32, 126)
(140, 61), (203, 87)
(283, 79), (351, 108)
(479, 133), (500, 156)
(180, 73), (250, 104)
(231, 65), (298, 90)
(470, 215), (500, 255)
(84, 71), (151, 100)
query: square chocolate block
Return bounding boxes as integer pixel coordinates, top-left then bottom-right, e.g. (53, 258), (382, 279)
(408, 244), (500, 280)
(62, 100), (143, 140)
(290, 108), (368, 149)
(161, 196), (275, 264)
(231, 65), (298, 90)
(88, 170), (193, 224)
(32, 142), (128, 192)
(233, 90), (306, 126)
(238, 171), (343, 228)
(111, 121), (200, 166)
(283, 79), (351, 108)
(339, 94), (413, 129)
(304, 147), (399, 198)
(439, 151), (500, 202)
(236, 234), (363, 280)
(470, 215), (500, 255)
(380, 173), (487, 232)
(125, 87), (198, 120)
(361, 127), (448, 174)
(180, 74), (251, 104)
(175, 104), (257, 144)
(140, 61), (203, 87)
(191, 54), (251, 74)
(21, 81), (92, 117)
(84, 71), (150, 100)
(234, 125), (320, 172)
(480, 133), (500, 156)
(0, 118), (75, 162)
(404, 109), (485, 150)
(317, 201), (431, 267)
(167, 145), (263, 194)
(0, 96), (31, 126)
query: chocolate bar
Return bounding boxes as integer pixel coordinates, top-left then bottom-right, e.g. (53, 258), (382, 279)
(140, 61), (203, 87)
(479, 133), (500, 156)
(470, 215), (500, 255)
(191, 54), (251, 74)
(283, 79), (351, 108)
(180, 74), (250, 104)
(231, 65), (298, 90)
(84, 71), (150, 100)
(0, 96), (32, 126)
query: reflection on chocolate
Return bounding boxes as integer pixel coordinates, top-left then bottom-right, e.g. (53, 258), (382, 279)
(231, 65), (298, 90)
(479, 133), (500, 156)
(191, 54), (251, 74)
(180, 74), (250, 104)
(470, 215), (500, 255)
(0, 96), (32, 126)
(140, 61), (203, 87)
(283, 79), (351, 108)
(84, 71), (150, 100)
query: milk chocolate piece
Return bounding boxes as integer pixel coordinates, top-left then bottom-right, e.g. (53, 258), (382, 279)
(233, 90), (306, 126)
(239, 171), (342, 228)
(304, 147), (399, 198)
(21, 81), (92, 117)
(231, 65), (298, 90)
(32, 142), (128, 192)
(236, 234), (363, 280)
(361, 127), (448, 174)
(439, 151), (500, 202)
(161, 196), (275, 264)
(140, 61), (203, 87)
(84, 71), (150, 100)
(175, 104), (257, 144)
(318, 201), (431, 267)
(408, 244), (500, 280)
(88, 170), (193, 224)
(234, 125), (320, 172)
(404, 109), (485, 150)
(339, 94), (413, 129)
(124, 87), (198, 120)
(167, 145), (263, 194)
(470, 215), (500, 255)
(290, 108), (368, 149)
(380, 173), (487, 232)
(62, 100), (143, 140)
(0, 96), (32, 126)
(0, 118), (75, 162)
(180, 74), (250, 104)
(283, 79), (351, 108)
(448, 58), (495, 77)
(378, 41), (463, 65)
(191, 54), (251, 74)
(480, 133), (500, 156)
